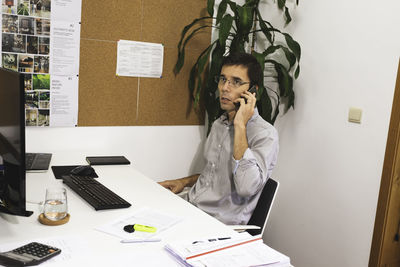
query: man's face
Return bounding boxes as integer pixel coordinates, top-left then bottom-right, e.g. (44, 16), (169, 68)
(218, 65), (250, 112)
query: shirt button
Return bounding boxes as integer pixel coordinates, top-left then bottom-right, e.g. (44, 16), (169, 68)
(212, 163), (215, 168)
(218, 144), (221, 148)
(206, 182), (210, 186)
(226, 126), (229, 130)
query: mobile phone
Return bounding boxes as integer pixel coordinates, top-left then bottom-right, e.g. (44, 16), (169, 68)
(234, 85), (257, 110)
(86, 156), (130, 165)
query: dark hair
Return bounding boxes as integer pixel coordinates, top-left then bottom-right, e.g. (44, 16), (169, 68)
(221, 53), (262, 87)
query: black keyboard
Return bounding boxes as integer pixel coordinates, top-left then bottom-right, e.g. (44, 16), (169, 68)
(62, 175), (131, 210)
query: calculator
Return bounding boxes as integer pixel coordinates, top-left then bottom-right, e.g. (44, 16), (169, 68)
(0, 242), (61, 266)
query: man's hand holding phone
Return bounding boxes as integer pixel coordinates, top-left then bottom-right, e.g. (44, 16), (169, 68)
(233, 86), (257, 127)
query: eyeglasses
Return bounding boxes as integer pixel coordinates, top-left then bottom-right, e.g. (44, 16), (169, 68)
(214, 75), (250, 89)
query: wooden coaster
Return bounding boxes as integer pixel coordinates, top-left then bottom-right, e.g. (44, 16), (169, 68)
(38, 213), (70, 226)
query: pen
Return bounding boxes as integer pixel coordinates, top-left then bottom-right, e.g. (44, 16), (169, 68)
(120, 238), (162, 243)
(192, 237), (231, 244)
(215, 237), (231, 241)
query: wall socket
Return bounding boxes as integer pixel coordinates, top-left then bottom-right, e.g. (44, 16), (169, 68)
(348, 107), (362, 123)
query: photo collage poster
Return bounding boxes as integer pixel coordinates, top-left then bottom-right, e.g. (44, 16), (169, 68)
(0, 0), (81, 127)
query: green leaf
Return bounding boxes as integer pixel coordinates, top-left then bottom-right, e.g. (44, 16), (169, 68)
(264, 45), (295, 70)
(284, 7), (292, 25)
(188, 64), (197, 100)
(244, 0), (259, 7)
(287, 90), (295, 110)
(278, 66), (293, 97)
(219, 14), (233, 46)
(174, 17), (211, 74)
(226, 1), (237, 15)
(216, 1), (228, 25)
(198, 48), (212, 73)
(174, 50), (185, 75)
(178, 17), (210, 52)
(268, 60), (293, 97)
(174, 25), (211, 74)
(257, 87), (273, 124)
(230, 35), (245, 53)
(281, 46), (296, 70)
(271, 104), (279, 124)
(264, 45), (280, 57)
(207, 0), (215, 17)
(193, 46), (214, 106)
(294, 65), (300, 79)
(181, 25), (210, 52)
(256, 10), (272, 43)
(252, 51), (265, 74)
(194, 75), (202, 107)
(237, 6), (253, 34)
(195, 50), (213, 105)
(208, 42), (224, 82)
(277, 0), (285, 9)
(283, 33), (301, 61)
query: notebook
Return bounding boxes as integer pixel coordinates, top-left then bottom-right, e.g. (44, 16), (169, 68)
(164, 233), (290, 267)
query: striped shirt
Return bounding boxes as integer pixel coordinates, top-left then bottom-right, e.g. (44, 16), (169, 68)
(184, 108), (279, 225)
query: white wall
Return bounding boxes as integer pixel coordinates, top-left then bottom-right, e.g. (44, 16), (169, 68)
(26, 126), (205, 181)
(259, 1), (400, 267)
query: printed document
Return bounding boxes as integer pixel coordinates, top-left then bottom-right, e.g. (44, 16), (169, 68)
(95, 206), (183, 240)
(116, 40), (164, 78)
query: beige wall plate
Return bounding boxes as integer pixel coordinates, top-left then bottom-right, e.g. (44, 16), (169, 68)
(348, 107), (362, 123)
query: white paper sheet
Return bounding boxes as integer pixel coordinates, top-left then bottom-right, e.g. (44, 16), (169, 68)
(51, 0), (82, 22)
(50, 21), (81, 76)
(95, 207), (183, 240)
(91, 249), (181, 267)
(116, 40), (163, 78)
(50, 75), (78, 126)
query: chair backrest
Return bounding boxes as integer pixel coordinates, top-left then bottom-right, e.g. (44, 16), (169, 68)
(246, 178), (279, 236)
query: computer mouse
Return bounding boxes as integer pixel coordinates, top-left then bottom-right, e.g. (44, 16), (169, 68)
(70, 165), (95, 176)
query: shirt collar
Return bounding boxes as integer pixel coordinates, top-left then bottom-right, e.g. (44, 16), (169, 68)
(219, 108), (259, 126)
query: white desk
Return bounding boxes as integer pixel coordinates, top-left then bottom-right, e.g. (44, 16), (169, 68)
(0, 152), (290, 266)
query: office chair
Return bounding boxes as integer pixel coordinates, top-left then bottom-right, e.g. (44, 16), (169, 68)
(229, 178), (279, 236)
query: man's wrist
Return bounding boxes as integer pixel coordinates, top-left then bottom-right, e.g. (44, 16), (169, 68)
(234, 121), (246, 129)
(179, 174), (199, 188)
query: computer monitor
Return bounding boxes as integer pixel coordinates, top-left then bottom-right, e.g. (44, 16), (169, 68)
(0, 67), (33, 216)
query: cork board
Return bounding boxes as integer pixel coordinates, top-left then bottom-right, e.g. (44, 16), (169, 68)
(78, 0), (210, 126)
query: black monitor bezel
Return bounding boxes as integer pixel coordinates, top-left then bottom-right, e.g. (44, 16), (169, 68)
(0, 67), (32, 217)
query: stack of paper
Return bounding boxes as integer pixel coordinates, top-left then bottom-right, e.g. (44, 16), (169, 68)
(165, 233), (290, 267)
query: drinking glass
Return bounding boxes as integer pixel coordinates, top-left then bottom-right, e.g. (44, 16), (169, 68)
(43, 187), (68, 221)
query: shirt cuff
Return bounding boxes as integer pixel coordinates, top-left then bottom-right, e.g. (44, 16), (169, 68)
(232, 148), (253, 175)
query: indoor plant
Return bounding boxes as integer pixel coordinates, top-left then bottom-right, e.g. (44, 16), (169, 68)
(174, 0), (301, 133)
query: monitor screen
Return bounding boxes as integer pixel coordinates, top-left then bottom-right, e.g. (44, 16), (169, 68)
(0, 67), (32, 216)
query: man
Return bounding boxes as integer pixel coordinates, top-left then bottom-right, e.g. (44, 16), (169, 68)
(159, 53), (279, 225)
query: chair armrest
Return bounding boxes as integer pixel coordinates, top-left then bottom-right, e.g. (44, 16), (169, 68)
(228, 225), (261, 232)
